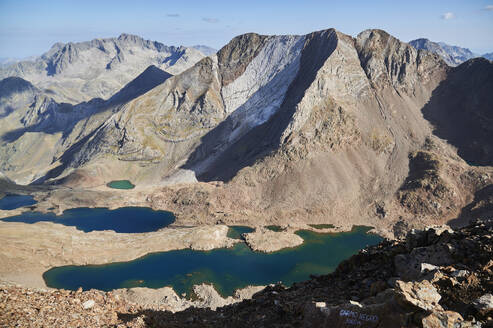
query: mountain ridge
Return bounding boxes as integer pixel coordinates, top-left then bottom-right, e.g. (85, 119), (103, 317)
(409, 38), (492, 66)
(0, 34), (206, 104)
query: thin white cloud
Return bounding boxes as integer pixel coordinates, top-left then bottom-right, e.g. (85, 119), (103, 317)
(166, 14), (180, 17)
(202, 17), (219, 24)
(484, 5), (493, 10)
(441, 12), (455, 20)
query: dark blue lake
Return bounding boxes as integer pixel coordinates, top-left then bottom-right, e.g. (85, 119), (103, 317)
(0, 194), (37, 210)
(43, 226), (382, 296)
(1, 207), (175, 233)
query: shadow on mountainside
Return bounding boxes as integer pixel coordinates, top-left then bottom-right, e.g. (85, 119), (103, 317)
(181, 29), (338, 182)
(448, 184), (493, 228)
(0, 65), (171, 144)
(421, 58), (493, 166)
(0, 76), (36, 99)
(30, 126), (103, 185)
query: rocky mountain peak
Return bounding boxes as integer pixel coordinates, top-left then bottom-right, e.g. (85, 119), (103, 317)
(409, 38), (478, 66)
(41, 42), (65, 60)
(217, 32), (270, 86)
(356, 29), (438, 90)
(117, 33), (143, 42)
(0, 27), (490, 242)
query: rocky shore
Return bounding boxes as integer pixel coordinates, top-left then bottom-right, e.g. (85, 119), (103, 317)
(1, 219), (491, 327)
(0, 283), (264, 327)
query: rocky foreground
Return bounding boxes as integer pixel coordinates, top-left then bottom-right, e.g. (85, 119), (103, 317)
(1, 219), (492, 327)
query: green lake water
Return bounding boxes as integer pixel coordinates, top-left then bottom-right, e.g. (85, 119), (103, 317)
(43, 226), (382, 296)
(106, 180), (135, 189)
(1, 207), (174, 233)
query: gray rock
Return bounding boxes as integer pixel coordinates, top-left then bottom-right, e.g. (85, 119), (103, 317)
(421, 263), (440, 274)
(473, 294), (493, 315)
(82, 299), (95, 309)
(395, 280), (442, 311)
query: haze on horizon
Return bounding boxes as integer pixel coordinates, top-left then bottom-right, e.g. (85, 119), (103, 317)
(0, 0), (493, 59)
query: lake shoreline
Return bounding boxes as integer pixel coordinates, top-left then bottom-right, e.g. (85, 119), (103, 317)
(0, 185), (390, 302)
(42, 226), (382, 298)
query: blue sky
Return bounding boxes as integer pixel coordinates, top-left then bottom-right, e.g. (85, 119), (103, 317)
(1, 0), (492, 58)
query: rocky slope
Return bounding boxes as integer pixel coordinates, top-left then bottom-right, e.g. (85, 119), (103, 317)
(1, 219), (491, 327)
(0, 34), (205, 104)
(0, 64), (173, 184)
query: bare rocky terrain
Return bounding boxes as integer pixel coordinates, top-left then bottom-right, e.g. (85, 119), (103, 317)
(0, 26), (492, 327)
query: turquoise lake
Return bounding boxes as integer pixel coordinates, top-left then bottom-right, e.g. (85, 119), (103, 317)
(1, 207), (175, 233)
(43, 226), (382, 296)
(0, 194), (37, 210)
(106, 180), (135, 189)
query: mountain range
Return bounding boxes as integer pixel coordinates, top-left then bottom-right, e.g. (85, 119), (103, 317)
(409, 38), (492, 66)
(0, 34), (207, 104)
(0, 28), (492, 237)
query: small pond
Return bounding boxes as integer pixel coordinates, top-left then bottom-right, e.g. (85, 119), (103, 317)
(1, 207), (175, 233)
(107, 180), (135, 189)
